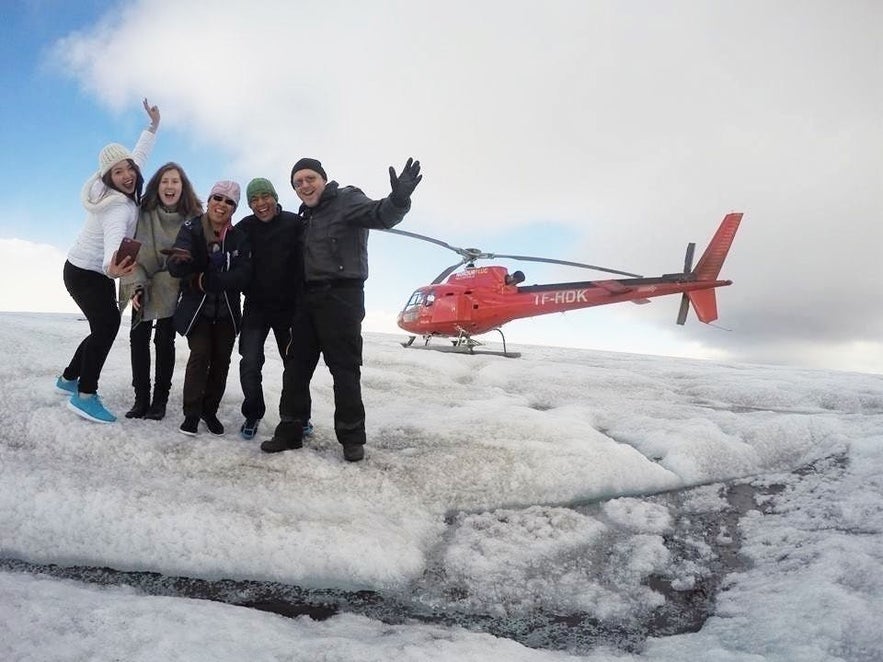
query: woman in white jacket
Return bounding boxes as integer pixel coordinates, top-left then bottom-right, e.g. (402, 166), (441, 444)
(57, 98), (161, 423)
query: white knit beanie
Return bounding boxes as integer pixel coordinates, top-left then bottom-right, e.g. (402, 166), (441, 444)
(98, 143), (134, 177)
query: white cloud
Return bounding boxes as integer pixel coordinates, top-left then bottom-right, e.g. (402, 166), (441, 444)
(39, 0), (883, 372)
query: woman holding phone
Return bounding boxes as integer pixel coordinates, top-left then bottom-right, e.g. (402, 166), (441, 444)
(57, 98), (160, 423)
(119, 162), (203, 420)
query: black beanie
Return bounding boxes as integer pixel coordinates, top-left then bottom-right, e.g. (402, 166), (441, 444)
(290, 158), (327, 188)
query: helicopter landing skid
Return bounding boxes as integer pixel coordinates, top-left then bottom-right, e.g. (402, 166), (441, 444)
(400, 331), (521, 358)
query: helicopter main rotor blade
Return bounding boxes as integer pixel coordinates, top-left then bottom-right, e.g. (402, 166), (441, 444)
(381, 228), (643, 278)
(381, 228), (469, 258)
(491, 254), (643, 278)
(432, 260), (467, 284)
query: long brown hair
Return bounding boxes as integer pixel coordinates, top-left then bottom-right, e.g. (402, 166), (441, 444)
(141, 162), (204, 216)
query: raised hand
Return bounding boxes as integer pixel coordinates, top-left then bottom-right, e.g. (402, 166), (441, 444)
(143, 98), (160, 131)
(388, 157), (422, 206)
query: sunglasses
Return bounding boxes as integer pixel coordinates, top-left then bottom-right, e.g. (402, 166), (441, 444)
(211, 194), (236, 206)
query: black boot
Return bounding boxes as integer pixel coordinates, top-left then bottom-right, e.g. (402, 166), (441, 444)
(201, 413), (225, 436)
(144, 390), (168, 420)
(260, 421), (304, 453)
(343, 443), (365, 462)
(125, 392), (150, 419)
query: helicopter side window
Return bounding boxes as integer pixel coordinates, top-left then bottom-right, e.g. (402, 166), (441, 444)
(424, 292), (435, 307)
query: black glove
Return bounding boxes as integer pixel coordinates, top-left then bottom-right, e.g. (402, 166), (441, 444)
(388, 157), (422, 207)
(208, 247), (227, 271)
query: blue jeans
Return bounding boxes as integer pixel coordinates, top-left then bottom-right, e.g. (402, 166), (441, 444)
(238, 305), (293, 420)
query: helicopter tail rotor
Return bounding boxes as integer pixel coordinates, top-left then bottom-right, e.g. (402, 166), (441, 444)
(675, 242), (696, 325)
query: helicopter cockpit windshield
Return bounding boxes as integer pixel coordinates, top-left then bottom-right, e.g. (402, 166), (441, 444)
(403, 290), (436, 312)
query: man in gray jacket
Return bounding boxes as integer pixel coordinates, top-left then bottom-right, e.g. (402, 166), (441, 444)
(261, 157), (422, 461)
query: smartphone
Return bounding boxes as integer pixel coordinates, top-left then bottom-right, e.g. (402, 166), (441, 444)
(115, 237), (142, 265)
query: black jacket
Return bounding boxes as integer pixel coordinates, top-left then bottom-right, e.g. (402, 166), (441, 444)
(168, 215), (252, 337)
(235, 206), (303, 312)
(300, 182), (410, 283)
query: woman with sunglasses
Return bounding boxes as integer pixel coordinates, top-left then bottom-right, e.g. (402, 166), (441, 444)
(57, 98), (160, 424)
(167, 181), (252, 436)
(119, 162), (204, 421)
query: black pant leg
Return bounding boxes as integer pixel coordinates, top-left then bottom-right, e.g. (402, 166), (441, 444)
(129, 320), (152, 395)
(203, 319), (236, 416)
(313, 288), (366, 446)
(152, 317), (176, 399)
(62, 261), (122, 394)
(182, 319), (212, 418)
(279, 302), (320, 424)
(270, 315), (293, 363)
(238, 307), (271, 419)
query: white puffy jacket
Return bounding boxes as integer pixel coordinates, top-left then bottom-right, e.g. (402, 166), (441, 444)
(66, 130), (156, 276)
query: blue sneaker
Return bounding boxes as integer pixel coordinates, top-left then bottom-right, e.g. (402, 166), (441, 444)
(68, 392), (116, 423)
(55, 376), (78, 395)
(303, 420), (314, 437)
(240, 418), (260, 440)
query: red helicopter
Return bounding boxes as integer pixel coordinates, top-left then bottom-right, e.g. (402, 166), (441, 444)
(382, 213), (742, 357)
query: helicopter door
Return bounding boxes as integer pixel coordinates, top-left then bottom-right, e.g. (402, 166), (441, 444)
(425, 291), (469, 325)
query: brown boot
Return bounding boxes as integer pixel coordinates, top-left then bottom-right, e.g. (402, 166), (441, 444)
(260, 421), (303, 453)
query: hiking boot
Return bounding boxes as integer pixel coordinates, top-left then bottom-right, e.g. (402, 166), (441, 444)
(144, 401), (167, 420)
(260, 421), (303, 453)
(144, 390), (168, 420)
(55, 376), (78, 395)
(201, 414), (225, 436)
(68, 393), (116, 424)
(179, 416), (199, 436)
(125, 392), (150, 419)
(240, 418), (260, 440)
(343, 443), (365, 463)
(303, 420), (314, 437)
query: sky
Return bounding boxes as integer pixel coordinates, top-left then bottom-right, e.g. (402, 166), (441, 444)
(0, 0), (881, 374)
(2, 311), (882, 660)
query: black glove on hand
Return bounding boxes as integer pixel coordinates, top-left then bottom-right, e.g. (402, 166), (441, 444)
(208, 247), (227, 271)
(389, 157), (422, 207)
